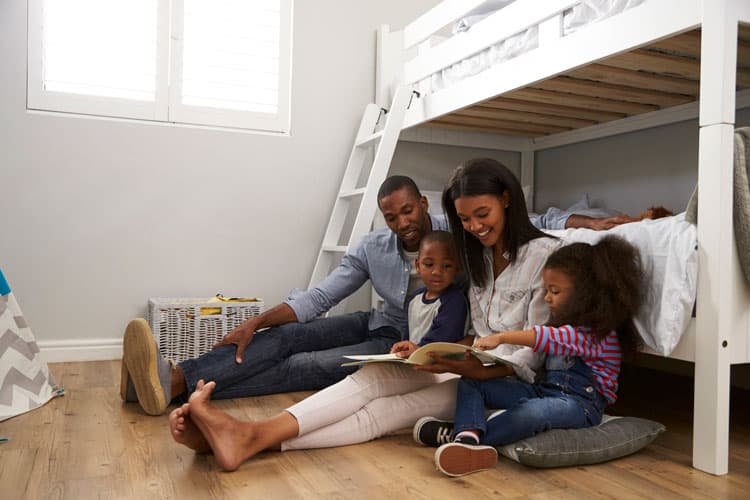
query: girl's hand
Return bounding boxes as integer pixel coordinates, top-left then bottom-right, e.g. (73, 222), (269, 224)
(473, 333), (503, 351)
(390, 340), (418, 358)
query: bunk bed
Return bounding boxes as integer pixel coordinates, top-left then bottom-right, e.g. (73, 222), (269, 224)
(374, 0), (750, 475)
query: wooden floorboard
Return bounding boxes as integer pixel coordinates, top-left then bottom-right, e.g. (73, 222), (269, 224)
(1, 361), (748, 499)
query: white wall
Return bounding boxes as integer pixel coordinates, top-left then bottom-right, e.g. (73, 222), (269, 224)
(0, 0), (438, 360)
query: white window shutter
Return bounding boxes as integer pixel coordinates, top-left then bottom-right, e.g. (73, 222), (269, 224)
(27, 0), (292, 132)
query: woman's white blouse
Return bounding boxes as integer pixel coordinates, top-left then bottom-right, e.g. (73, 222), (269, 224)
(468, 236), (562, 383)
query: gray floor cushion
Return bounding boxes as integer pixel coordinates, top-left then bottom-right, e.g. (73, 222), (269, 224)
(496, 416), (665, 468)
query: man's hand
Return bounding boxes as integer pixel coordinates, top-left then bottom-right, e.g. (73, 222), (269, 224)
(211, 303), (299, 364)
(565, 214), (639, 231)
(586, 215), (639, 231)
(213, 316), (261, 364)
(390, 340), (419, 358)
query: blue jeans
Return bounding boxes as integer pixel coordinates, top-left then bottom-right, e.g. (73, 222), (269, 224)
(178, 311), (401, 400)
(454, 358), (606, 446)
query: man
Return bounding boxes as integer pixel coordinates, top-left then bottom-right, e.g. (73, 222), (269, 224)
(121, 175), (449, 415)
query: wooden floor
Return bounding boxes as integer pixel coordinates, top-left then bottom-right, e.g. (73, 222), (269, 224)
(1, 361), (749, 500)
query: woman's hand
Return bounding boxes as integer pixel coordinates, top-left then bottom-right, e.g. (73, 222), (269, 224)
(390, 340), (418, 358)
(414, 352), (483, 378)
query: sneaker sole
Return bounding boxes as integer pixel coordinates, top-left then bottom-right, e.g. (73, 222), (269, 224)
(123, 318), (167, 415)
(435, 443), (498, 477)
(413, 416), (454, 446)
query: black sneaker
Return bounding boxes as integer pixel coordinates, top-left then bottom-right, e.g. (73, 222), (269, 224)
(413, 416), (454, 447)
(434, 442), (498, 477)
(454, 433), (479, 445)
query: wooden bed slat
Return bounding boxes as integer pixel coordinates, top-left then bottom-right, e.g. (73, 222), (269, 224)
(423, 120), (540, 137)
(532, 76), (694, 107)
(505, 87), (659, 115)
(604, 49), (700, 80)
(645, 30), (701, 58)
(432, 114), (569, 136)
(737, 40), (750, 68)
(456, 106), (596, 129)
(566, 64), (699, 97)
(481, 96), (626, 122)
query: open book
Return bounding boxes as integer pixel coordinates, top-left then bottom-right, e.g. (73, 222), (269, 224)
(342, 342), (519, 368)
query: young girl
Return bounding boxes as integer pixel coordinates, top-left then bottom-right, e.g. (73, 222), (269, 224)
(433, 235), (644, 477)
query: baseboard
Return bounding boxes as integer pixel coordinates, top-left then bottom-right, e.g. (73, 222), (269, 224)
(37, 338), (122, 363)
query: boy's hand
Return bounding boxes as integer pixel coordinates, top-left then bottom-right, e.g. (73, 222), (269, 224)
(390, 340), (418, 358)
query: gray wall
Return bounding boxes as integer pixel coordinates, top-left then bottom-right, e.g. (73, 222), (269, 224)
(0, 0), (438, 351)
(393, 108), (750, 219)
(534, 109), (750, 217)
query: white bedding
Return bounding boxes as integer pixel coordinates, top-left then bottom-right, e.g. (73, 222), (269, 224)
(424, 0), (645, 93)
(547, 212), (697, 356)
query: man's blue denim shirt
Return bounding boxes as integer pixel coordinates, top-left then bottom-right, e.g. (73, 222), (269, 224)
(285, 214), (449, 339)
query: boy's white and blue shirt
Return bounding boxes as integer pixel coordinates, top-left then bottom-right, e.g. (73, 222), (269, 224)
(286, 214), (449, 339)
(407, 284), (467, 345)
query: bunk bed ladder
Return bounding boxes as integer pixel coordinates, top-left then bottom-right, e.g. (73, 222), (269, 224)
(308, 86), (417, 291)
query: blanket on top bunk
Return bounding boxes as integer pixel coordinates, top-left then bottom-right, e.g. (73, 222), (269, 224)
(427, 0), (645, 92)
(685, 127), (750, 286)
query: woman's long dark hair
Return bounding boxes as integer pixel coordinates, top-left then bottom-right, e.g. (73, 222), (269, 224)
(545, 236), (644, 355)
(442, 158), (548, 287)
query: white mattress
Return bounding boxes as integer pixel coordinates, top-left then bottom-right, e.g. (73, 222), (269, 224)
(546, 212), (698, 357)
(424, 0), (646, 93)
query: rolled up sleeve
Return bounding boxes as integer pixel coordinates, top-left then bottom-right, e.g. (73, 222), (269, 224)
(285, 241), (371, 323)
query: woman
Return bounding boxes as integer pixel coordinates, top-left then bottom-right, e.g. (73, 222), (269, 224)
(168, 158), (560, 471)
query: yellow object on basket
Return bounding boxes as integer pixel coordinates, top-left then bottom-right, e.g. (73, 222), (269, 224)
(200, 294), (263, 315)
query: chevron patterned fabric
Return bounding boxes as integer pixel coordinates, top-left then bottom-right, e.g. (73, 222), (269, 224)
(0, 271), (61, 422)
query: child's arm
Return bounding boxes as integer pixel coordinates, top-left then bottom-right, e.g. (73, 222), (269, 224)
(473, 329), (536, 350)
(534, 325), (618, 358)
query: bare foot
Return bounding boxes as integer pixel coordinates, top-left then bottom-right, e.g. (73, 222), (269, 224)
(187, 380), (264, 471)
(168, 403), (211, 453)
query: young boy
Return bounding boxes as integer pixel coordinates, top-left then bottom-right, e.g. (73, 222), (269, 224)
(391, 229), (467, 358)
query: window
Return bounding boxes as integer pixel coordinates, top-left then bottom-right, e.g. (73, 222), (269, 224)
(27, 0), (293, 133)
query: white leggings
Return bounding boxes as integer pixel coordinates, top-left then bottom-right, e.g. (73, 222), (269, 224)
(281, 363), (458, 451)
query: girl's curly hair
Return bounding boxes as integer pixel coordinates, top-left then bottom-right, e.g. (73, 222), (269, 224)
(544, 235), (645, 356)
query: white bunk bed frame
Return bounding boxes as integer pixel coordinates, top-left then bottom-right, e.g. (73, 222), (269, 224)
(374, 0), (750, 475)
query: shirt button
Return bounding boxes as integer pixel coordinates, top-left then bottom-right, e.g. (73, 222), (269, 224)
(585, 386), (594, 393)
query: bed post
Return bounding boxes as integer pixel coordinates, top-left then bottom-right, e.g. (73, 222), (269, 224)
(521, 150), (535, 210)
(376, 25), (404, 109)
(693, 0), (741, 476)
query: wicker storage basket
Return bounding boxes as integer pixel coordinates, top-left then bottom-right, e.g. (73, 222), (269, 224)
(147, 297), (264, 363)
